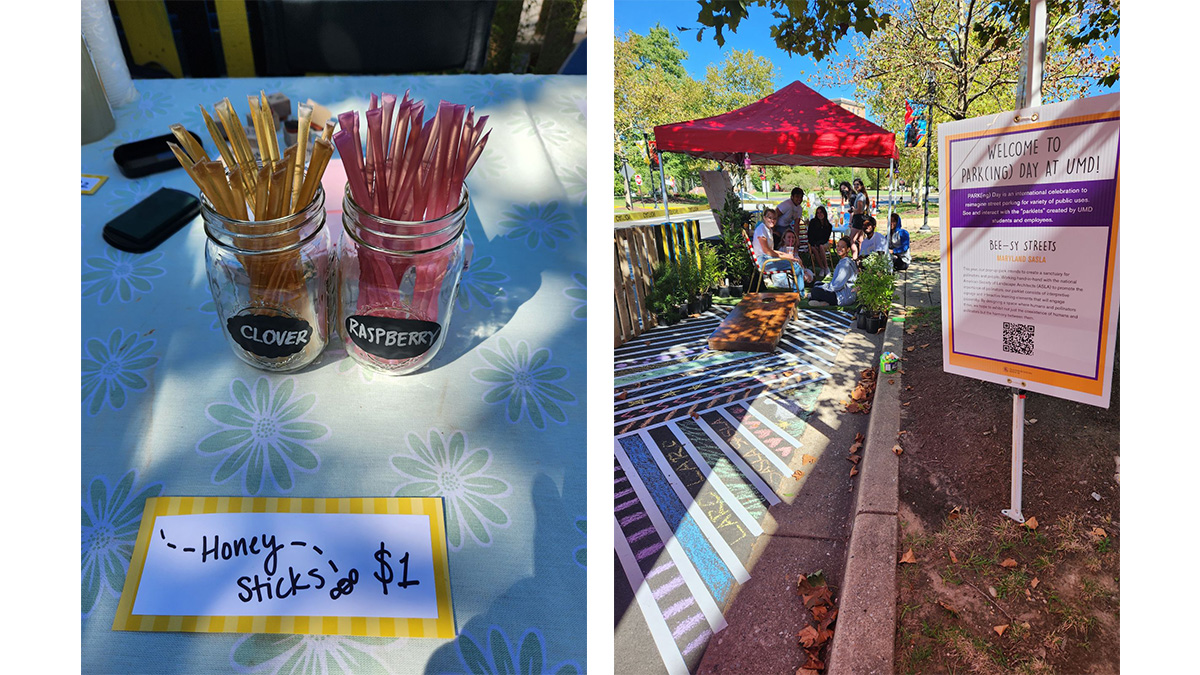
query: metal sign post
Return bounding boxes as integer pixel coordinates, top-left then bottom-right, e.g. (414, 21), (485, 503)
(1001, 389), (1027, 523)
(1000, 0), (1047, 524)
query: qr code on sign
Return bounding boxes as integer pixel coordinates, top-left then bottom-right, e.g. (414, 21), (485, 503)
(1002, 322), (1035, 356)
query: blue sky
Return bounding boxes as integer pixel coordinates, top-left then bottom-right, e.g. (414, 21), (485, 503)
(615, 0), (1120, 123)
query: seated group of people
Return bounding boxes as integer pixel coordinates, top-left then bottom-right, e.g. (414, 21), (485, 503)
(751, 186), (911, 308)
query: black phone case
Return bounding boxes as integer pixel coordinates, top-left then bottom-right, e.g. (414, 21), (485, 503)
(113, 130), (205, 178)
(102, 188), (201, 254)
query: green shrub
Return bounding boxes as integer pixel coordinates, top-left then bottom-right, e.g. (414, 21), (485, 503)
(715, 191), (754, 287)
(855, 252), (895, 316)
(699, 244), (723, 291)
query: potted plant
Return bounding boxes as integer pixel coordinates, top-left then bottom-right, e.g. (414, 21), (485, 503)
(699, 244), (722, 310)
(676, 250), (705, 315)
(647, 261), (682, 325)
(716, 191), (754, 294)
(854, 252), (895, 334)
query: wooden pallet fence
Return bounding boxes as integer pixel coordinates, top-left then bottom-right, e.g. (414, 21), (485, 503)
(613, 219), (702, 347)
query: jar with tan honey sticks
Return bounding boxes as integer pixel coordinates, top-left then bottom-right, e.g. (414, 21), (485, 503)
(203, 186), (333, 371)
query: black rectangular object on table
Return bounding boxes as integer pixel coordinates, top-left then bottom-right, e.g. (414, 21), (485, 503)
(112, 130), (204, 178)
(102, 188), (201, 253)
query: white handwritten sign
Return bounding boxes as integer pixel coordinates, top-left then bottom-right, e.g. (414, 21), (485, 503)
(114, 496), (455, 637)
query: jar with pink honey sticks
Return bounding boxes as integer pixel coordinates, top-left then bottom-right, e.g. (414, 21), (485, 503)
(333, 93), (488, 375)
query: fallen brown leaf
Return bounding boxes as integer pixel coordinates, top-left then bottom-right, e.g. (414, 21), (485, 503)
(855, 432), (865, 443)
(920, 343), (930, 349)
(948, 506), (961, 521)
(906, 346), (915, 352)
(850, 466), (858, 477)
(1000, 558), (1018, 568)
(616, 391), (627, 400)
(797, 625), (819, 648)
(902, 402), (910, 406)
(1023, 516), (1039, 530)
(899, 548), (917, 564)
(801, 651), (825, 671)
(792, 469), (805, 481)
(1091, 527), (1107, 538)
(905, 328), (916, 334)
(888, 378), (895, 385)
(818, 607), (838, 631)
(689, 411), (699, 420)
(845, 401), (860, 413)
(848, 453), (861, 465)
(938, 600), (957, 614)
(848, 441), (863, 454)
(893, 444), (904, 456)
(802, 453), (816, 465)
(796, 669), (820, 675)
(949, 549), (958, 564)
(994, 624), (1009, 637)
(1030, 577), (1040, 589)
(851, 385), (867, 401)
(811, 605), (828, 622)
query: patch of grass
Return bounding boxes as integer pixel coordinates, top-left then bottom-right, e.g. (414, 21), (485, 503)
(1032, 553), (1056, 571)
(1053, 514), (1088, 553)
(1097, 537), (1112, 553)
(965, 550), (998, 572)
(995, 569), (1030, 599)
(940, 566), (964, 586)
(1080, 577), (1107, 603)
(898, 602), (920, 623)
(935, 508), (984, 554)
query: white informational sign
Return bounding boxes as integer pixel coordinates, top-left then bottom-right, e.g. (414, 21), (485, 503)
(939, 93), (1119, 407)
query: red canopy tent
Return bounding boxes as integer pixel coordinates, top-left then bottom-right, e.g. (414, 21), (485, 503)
(653, 81), (899, 168)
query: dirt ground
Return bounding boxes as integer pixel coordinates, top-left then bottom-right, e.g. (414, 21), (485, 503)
(893, 234), (1120, 674)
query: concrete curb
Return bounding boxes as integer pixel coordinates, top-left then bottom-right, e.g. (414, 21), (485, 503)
(827, 316), (904, 675)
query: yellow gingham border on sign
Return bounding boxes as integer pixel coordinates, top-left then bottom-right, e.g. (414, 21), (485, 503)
(112, 496), (455, 638)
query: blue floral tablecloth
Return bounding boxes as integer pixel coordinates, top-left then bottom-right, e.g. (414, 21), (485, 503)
(81, 75), (586, 675)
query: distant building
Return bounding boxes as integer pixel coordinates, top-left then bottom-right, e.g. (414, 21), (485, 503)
(830, 97), (866, 118)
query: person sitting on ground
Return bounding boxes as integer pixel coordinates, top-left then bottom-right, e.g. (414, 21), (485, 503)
(753, 208), (813, 288)
(857, 215), (889, 259)
(808, 236), (858, 307)
(889, 212), (911, 271)
(807, 205), (834, 281)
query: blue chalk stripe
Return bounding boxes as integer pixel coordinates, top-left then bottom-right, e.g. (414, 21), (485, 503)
(619, 433), (735, 604)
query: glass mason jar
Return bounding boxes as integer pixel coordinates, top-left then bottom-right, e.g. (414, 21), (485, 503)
(338, 184), (468, 375)
(203, 187), (333, 372)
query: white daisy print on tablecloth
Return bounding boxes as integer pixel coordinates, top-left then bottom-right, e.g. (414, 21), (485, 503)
(456, 626), (580, 675)
(81, 470), (162, 617)
(391, 428), (510, 551)
(81, 328), (158, 416)
(82, 249), (165, 304)
(456, 255), (509, 310)
(559, 164), (587, 205)
(563, 273), (586, 320)
(498, 202), (574, 250)
(470, 338), (576, 429)
(230, 634), (402, 675)
(196, 377), (328, 495)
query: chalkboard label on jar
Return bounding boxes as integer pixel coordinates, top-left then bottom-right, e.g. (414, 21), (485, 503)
(227, 314), (313, 358)
(345, 315), (442, 360)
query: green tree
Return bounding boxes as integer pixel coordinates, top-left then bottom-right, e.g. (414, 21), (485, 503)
(700, 49), (780, 116)
(684, 0), (891, 61)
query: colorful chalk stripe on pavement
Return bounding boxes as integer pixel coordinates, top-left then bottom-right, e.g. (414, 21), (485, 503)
(614, 305), (853, 673)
